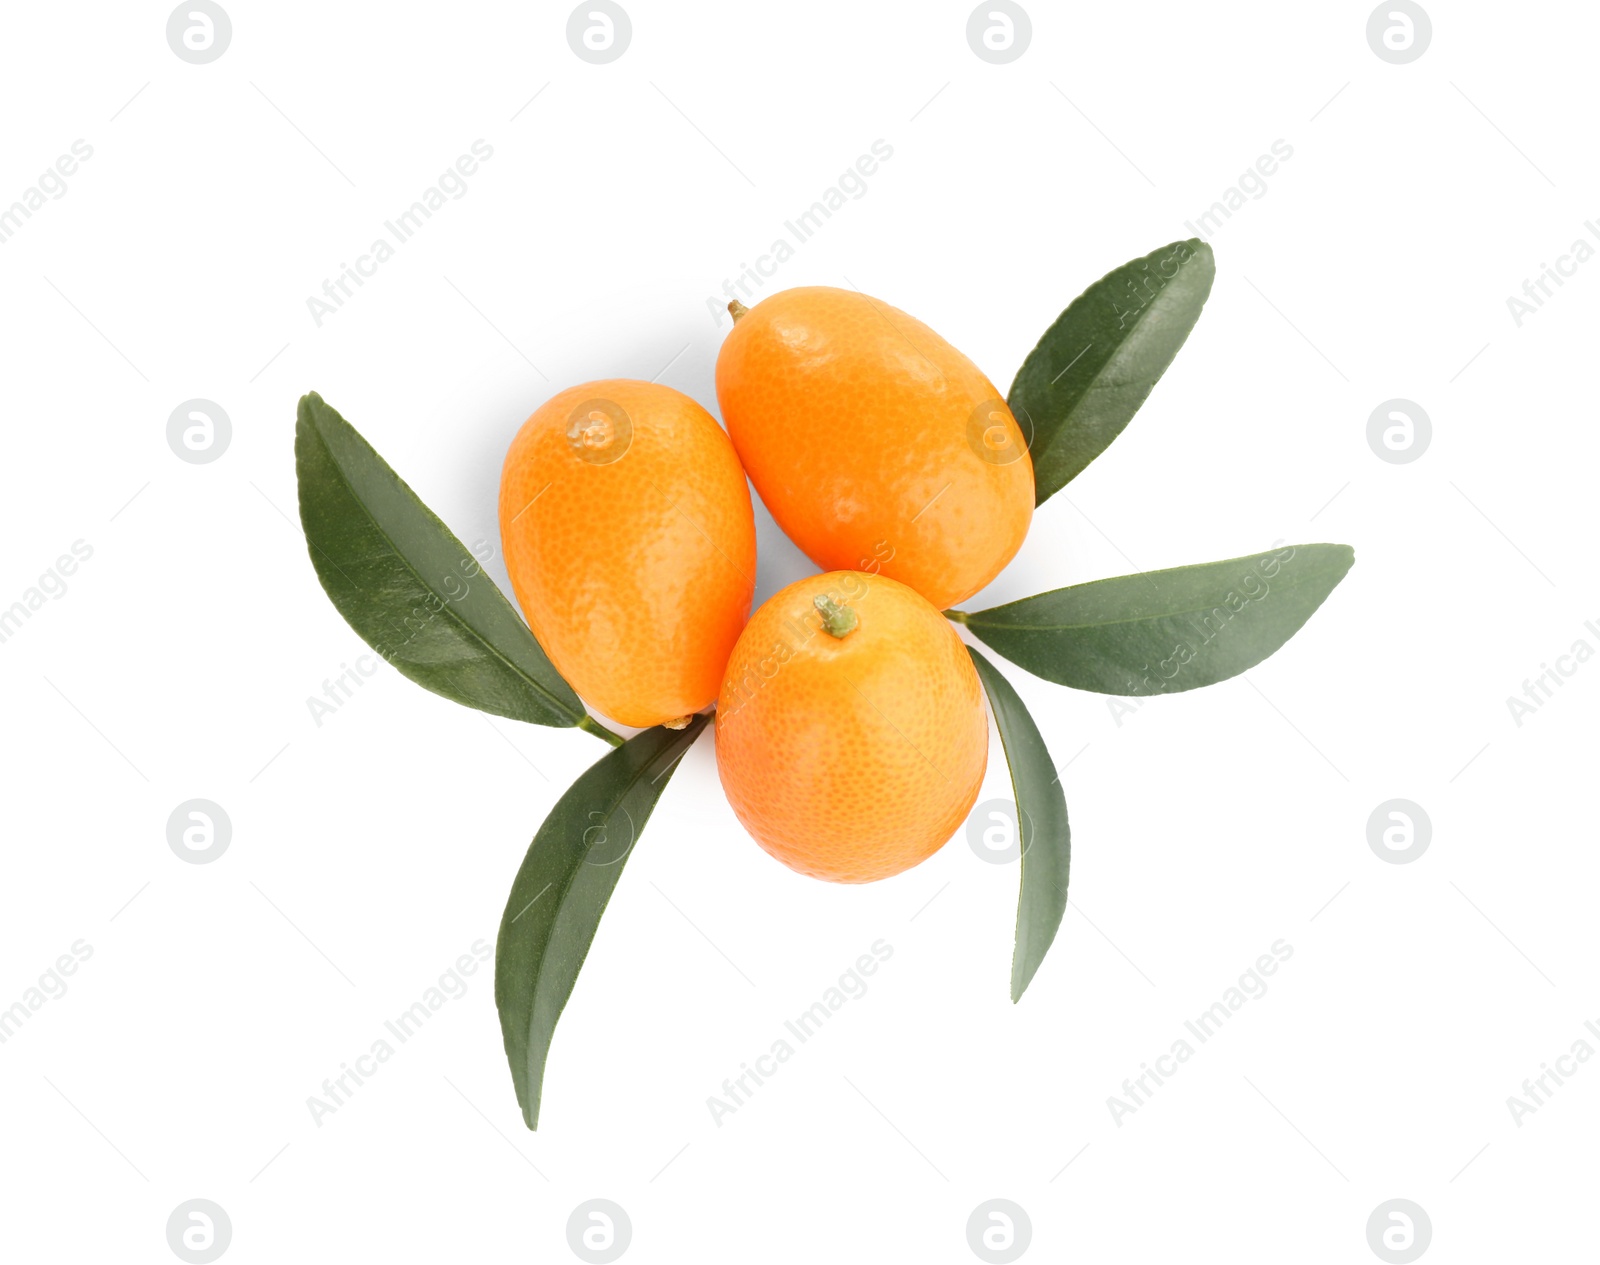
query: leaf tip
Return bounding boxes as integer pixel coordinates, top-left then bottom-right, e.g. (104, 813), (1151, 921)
(1010, 959), (1038, 1003)
(1316, 541), (1357, 582)
(295, 394), (332, 455)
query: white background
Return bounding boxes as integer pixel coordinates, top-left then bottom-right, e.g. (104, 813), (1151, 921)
(1, 1), (1594, 1261)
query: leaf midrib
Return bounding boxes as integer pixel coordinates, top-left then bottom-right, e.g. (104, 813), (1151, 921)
(969, 577), (1326, 635)
(968, 649), (1067, 1002)
(1032, 250), (1205, 448)
(306, 413), (582, 728)
(518, 728), (697, 1055)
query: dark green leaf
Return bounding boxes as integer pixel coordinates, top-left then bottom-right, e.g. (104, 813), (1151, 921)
(968, 649), (1070, 1002)
(957, 544), (1354, 695)
(495, 716), (707, 1129)
(295, 392), (615, 740)
(1010, 239), (1215, 504)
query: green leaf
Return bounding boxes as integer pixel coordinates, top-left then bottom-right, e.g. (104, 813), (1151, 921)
(967, 648), (1070, 1002)
(495, 716), (707, 1129)
(295, 392), (617, 742)
(1010, 239), (1215, 505)
(956, 544), (1354, 696)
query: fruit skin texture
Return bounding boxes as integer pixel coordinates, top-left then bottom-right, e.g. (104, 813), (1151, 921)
(715, 570), (988, 884)
(500, 380), (755, 729)
(715, 286), (1033, 611)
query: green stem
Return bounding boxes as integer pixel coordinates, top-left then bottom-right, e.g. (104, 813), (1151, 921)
(578, 714), (626, 747)
(813, 594), (858, 638)
(945, 608), (969, 624)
